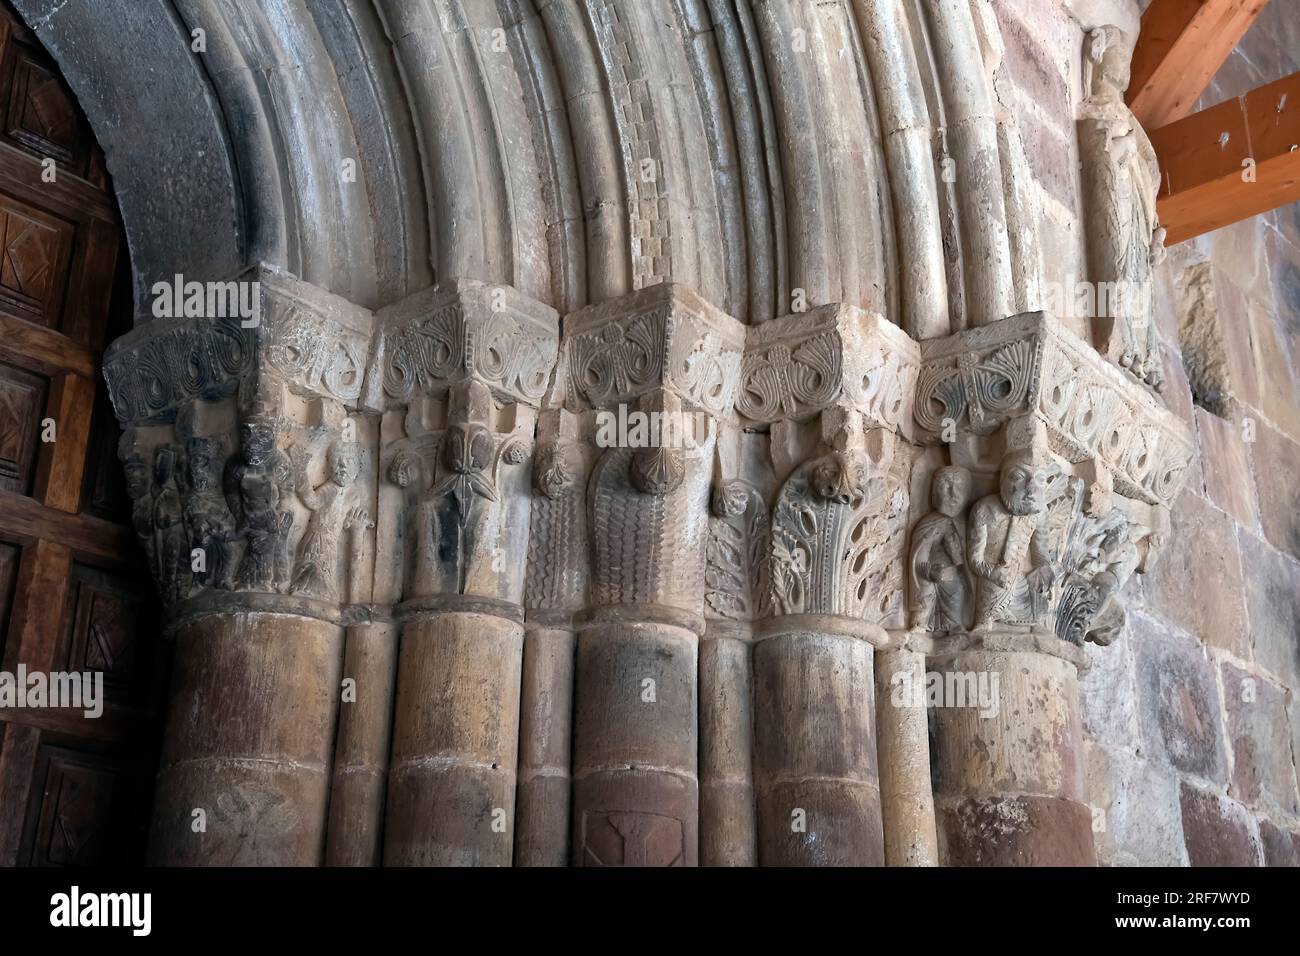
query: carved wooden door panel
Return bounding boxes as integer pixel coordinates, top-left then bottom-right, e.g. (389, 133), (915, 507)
(0, 2), (166, 866)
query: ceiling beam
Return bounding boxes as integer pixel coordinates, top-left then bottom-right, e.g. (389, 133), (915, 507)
(1152, 70), (1300, 244)
(1128, 0), (1271, 129)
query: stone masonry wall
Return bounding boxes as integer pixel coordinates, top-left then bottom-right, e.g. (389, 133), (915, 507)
(998, 0), (1300, 866)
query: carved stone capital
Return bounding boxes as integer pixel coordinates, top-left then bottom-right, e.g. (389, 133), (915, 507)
(562, 282), (746, 417)
(105, 267), (383, 619)
(913, 311), (1194, 506)
(105, 265), (375, 427)
(737, 304), (920, 438)
(370, 278), (560, 410)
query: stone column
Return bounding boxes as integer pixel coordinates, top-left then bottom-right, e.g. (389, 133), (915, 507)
(104, 266), (380, 865)
(325, 619), (398, 866)
(909, 313), (1195, 865)
(371, 281), (559, 866)
(515, 410), (586, 866)
(736, 306), (922, 867)
(558, 284), (746, 867)
(875, 642), (939, 866)
(930, 632), (1094, 865)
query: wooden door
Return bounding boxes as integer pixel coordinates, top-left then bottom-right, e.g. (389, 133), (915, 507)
(0, 2), (167, 867)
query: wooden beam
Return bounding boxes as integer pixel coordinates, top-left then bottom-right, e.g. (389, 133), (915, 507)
(1152, 70), (1300, 244)
(1128, 0), (1270, 129)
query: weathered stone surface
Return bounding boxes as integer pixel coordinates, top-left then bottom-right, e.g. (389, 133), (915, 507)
(1252, 420), (1300, 562)
(1238, 530), (1300, 691)
(1132, 612), (1228, 782)
(1179, 783), (1262, 867)
(1104, 749), (1189, 866)
(1194, 408), (1258, 530)
(149, 613), (343, 866)
(1081, 623), (1140, 753)
(938, 795), (1097, 867)
(325, 622), (398, 867)
(1221, 663), (1300, 818)
(514, 626), (575, 867)
(1141, 491), (1250, 656)
(384, 613), (524, 867)
(753, 630), (882, 867)
(1258, 818), (1300, 866)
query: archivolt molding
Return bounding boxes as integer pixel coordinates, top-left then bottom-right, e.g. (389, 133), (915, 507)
(20, 0), (1093, 339)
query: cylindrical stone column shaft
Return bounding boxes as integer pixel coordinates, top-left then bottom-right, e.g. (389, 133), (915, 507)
(325, 620), (398, 866)
(753, 623), (883, 866)
(572, 618), (698, 867)
(699, 627), (756, 866)
(874, 645), (939, 865)
(931, 638), (1095, 866)
(383, 609), (523, 866)
(148, 612), (343, 866)
(514, 623), (575, 866)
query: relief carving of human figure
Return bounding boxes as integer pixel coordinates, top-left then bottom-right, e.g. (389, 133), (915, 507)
(1082, 25), (1165, 392)
(152, 446), (190, 603)
(224, 417), (295, 592)
(184, 437), (238, 591)
(1078, 519), (1140, 645)
(289, 439), (370, 601)
(968, 451), (1058, 628)
(909, 465), (972, 633)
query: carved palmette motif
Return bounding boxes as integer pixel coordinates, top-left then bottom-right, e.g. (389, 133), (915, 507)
(914, 313), (1193, 507)
(381, 292), (558, 407)
(106, 319), (252, 425)
(704, 479), (770, 622)
(769, 451), (909, 622)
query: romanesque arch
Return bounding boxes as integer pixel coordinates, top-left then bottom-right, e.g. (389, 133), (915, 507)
(15, 0), (1193, 866)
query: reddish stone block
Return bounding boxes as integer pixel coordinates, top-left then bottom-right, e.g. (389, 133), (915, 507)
(1179, 784), (1261, 867)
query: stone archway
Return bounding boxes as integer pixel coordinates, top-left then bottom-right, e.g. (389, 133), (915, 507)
(14, 0), (1194, 866)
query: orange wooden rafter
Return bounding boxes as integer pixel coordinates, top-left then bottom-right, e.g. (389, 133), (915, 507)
(1151, 70), (1300, 244)
(1128, 0), (1271, 129)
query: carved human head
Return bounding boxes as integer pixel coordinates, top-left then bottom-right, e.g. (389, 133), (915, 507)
(711, 479), (750, 519)
(1087, 26), (1130, 96)
(812, 451), (866, 504)
(241, 418), (279, 467)
(999, 450), (1052, 516)
(930, 465), (971, 518)
(329, 441), (362, 486)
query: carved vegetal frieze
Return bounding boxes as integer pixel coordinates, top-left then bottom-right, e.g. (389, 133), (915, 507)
(768, 444), (910, 625)
(258, 267), (372, 406)
(105, 317), (252, 426)
(736, 304), (920, 438)
(704, 478), (770, 622)
(913, 312), (1193, 506)
(105, 267), (376, 426)
(374, 279), (559, 410)
(563, 283), (746, 417)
